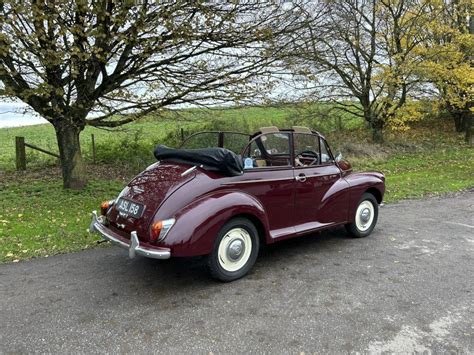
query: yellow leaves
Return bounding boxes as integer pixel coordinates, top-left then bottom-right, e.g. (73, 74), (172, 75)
(388, 100), (425, 132)
(411, 1), (473, 114)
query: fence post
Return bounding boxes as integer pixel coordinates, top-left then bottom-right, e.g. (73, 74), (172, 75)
(15, 136), (26, 170)
(91, 133), (96, 164)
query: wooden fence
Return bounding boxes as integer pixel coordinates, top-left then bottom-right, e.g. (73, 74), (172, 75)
(14, 128), (190, 171)
(15, 134), (98, 170)
(15, 136), (59, 170)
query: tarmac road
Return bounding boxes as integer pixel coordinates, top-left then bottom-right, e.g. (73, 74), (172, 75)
(1, 192), (473, 353)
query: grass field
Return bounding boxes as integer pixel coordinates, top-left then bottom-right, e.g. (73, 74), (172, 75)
(1, 105), (473, 263)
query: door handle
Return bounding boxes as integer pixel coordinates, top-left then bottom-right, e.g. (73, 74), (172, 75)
(295, 173), (307, 182)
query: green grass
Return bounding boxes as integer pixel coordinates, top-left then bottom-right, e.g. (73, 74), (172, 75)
(0, 179), (123, 263)
(0, 104), (472, 263)
(355, 147), (474, 202)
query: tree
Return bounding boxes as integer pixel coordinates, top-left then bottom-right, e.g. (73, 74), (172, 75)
(468, 13), (474, 145)
(415, 0), (473, 142)
(283, 0), (433, 142)
(0, 1), (297, 188)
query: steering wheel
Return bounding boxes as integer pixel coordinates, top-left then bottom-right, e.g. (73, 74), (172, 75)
(296, 150), (319, 166)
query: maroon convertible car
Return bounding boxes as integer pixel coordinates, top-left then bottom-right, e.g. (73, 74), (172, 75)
(90, 126), (385, 281)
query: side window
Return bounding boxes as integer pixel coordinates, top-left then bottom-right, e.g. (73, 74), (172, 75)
(243, 133), (291, 169)
(320, 138), (333, 164)
(181, 132), (218, 149)
(223, 133), (250, 155)
(261, 133), (290, 155)
(294, 133), (320, 167)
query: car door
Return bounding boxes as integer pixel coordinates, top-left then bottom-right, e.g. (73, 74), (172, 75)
(293, 133), (347, 233)
(239, 132), (296, 239)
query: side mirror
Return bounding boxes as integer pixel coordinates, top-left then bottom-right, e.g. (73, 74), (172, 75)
(335, 152), (352, 175)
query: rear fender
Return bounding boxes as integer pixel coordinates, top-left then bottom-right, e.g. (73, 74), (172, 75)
(160, 191), (269, 257)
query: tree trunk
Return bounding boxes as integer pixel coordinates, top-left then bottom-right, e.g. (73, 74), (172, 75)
(371, 125), (384, 143)
(362, 102), (385, 143)
(467, 13), (473, 145)
(54, 120), (87, 189)
(368, 117), (384, 143)
(465, 112), (473, 146)
(453, 112), (468, 132)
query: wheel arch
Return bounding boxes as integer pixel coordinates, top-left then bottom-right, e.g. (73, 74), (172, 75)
(365, 187), (383, 204)
(161, 190), (270, 257)
(345, 172), (385, 221)
(227, 213), (268, 246)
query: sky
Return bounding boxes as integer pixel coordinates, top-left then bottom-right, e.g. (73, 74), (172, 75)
(0, 100), (48, 128)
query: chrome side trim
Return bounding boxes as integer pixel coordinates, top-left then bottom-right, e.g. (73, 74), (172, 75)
(221, 176), (295, 185)
(181, 164), (203, 177)
(89, 211), (171, 260)
(181, 166), (197, 177)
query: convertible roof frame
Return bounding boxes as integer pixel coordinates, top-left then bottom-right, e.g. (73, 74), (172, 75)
(180, 128), (326, 151)
(259, 126), (280, 134)
(292, 126), (312, 134)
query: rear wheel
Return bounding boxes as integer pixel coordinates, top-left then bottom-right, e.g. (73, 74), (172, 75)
(345, 193), (378, 238)
(207, 218), (259, 282)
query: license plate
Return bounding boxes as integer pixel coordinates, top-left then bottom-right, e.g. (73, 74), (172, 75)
(116, 198), (144, 218)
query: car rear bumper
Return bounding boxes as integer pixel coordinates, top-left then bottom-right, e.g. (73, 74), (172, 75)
(89, 210), (171, 260)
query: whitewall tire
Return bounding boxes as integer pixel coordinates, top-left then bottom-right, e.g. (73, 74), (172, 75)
(208, 218), (259, 282)
(346, 193), (379, 238)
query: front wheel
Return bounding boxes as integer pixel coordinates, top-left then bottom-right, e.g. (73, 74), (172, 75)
(207, 218), (260, 282)
(345, 193), (379, 238)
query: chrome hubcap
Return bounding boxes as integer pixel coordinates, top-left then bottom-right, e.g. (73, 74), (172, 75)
(218, 228), (252, 272)
(355, 200), (375, 232)
(227, 239), (245, 261)
(360, 208), (371, 222)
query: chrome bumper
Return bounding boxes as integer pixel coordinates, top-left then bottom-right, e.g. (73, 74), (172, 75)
(89, 210), (171, 260)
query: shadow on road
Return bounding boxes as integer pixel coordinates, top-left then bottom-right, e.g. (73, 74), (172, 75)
(96, 225), (355, 291)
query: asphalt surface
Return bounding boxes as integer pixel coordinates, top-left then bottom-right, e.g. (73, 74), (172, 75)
(1, 192), (473, 353)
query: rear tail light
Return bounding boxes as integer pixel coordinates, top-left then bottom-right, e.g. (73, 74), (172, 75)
(150, 218), (176, 242)
(100, 200), (115, 216)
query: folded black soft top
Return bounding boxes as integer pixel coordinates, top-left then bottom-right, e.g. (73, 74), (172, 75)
(154, 145), (244, 177)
